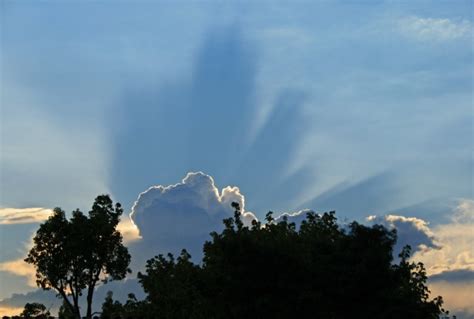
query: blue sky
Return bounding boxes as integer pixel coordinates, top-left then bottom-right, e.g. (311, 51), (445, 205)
(0, 0), (473, 317)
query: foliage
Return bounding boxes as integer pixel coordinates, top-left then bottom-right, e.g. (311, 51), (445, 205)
(133, 204), (445, 319)
(58, 299), (75, 319)
(100, 291), (147, 319)
(25, 195), (131, 319)
(19, 303), (50, 319)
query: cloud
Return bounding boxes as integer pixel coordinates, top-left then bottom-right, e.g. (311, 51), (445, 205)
(368, 199), (474, 317)
(129, 172), (256, 263)
(0, 259), (37, 287)
(274, 209), (314, 227)
(116, 216), (141, 244)
(0, 171), (259, 307)
(411, 199), (474, 276)
(0, 208), (53, 225)
(429, 280), (474, 318)
(366, 199), (474, 275)
(0, 305), (24, 317)
(1, 181), (471, 317)
(110, 25), (315, 218)
(452, 199), (474, 223)
(398, 16), (472, 41)
(0, 279), (144, 317)
(0, 290), (57, 312)
(0, 207), (140, 294)
(429, 269), (474, 283)
(367, 213), (440, 254)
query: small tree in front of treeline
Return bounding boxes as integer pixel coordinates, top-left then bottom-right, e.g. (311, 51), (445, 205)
(20, 302), (50, 319)
(100, 291), (147, 319)
(25, 195), (131, 319)
(58, 299), (75, 319)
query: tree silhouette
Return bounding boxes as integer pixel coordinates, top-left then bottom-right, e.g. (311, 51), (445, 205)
(100, 291), (147, 319)
(133, 203), (445, 319)
(25, 195), (131, 319)
(58, 299), (75, 319)
(19, 302), (50, 319)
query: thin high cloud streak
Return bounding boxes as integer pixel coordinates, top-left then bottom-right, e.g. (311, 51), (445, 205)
(398, 16), (472, 41)
(0, 208), (53, 225)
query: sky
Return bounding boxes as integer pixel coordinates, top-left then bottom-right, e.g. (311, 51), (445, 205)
(0, 0), (473, 317)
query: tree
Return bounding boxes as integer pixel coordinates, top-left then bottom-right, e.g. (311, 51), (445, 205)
(25, 195), (131, 319)
(100, 291), (147, 319)
(20, 303), (50, 319)
(100, 291), (124, 319)
(137, 203), (445, 319)
(58, 300), (75, 319)
(137, 250), (209, 319)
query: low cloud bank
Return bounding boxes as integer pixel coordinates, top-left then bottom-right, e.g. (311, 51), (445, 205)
(0, 279), (143, 317)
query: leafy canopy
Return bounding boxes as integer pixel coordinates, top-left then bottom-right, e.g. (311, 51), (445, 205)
(133, 204), (445, 319)
(25, 195), (131, 319)
(20, 302), (50, 319)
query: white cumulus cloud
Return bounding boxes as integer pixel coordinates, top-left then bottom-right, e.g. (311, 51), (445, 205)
(368, 199), (474, 317)
(367, 214), (440, 253)
(367, 199), (474, 274)
(412, 199), (474, 276)
(128, 172), (257, 262)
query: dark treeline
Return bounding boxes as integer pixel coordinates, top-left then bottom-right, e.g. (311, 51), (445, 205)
(15, 196), (452, 319)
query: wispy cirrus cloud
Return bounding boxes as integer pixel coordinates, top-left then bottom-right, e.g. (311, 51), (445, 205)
(398, 16), (472, 41)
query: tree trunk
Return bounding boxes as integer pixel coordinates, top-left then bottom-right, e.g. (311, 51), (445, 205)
(86, 286), (94, 319)
(58, 290), (81, 319)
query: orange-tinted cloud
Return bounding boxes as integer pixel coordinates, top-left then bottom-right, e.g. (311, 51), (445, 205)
(0, 259), (37, 287)
(117, 217), (141, 244)
(413, 199), (474, 276)
(0, 305), (23, 317)
(429, 280), (474, 316)
(0, 208), (53, 225)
